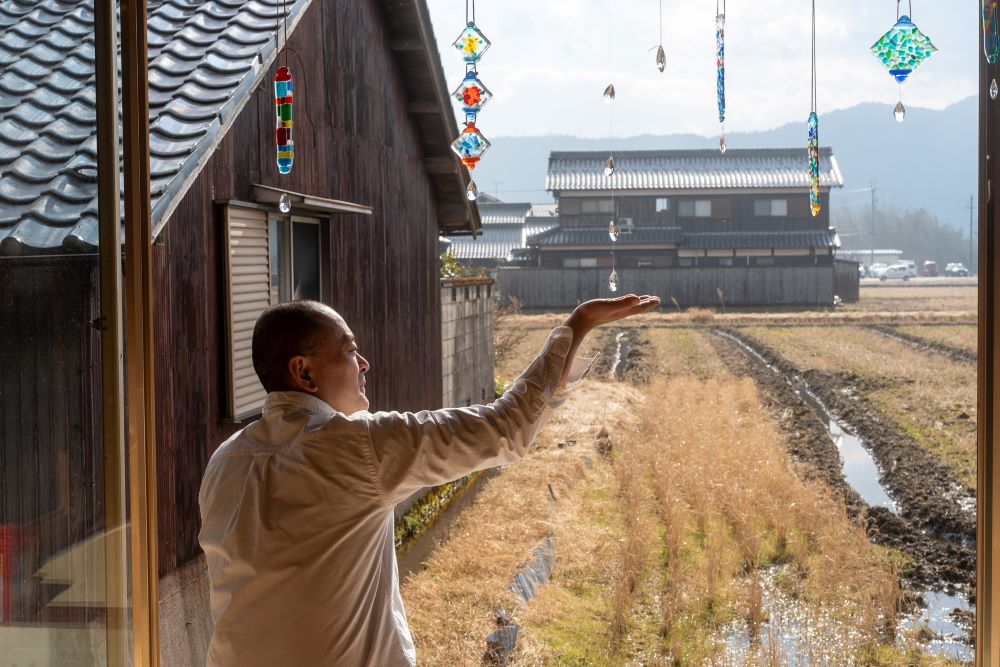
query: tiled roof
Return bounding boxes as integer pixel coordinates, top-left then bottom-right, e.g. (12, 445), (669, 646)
(0, 0), (315, 255)
(449, 225), (524, 260)
(527, 225), (683, 246)
(478, 202), (531, 226)
(524, 219), (558, 239)
(546, 148), (844, 193)
(682, 230), (841, 249)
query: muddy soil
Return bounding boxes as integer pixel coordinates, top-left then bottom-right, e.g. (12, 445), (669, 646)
(870, 325), (977, 364)
(711, 330), (975, 591)
(591, 326), (652, 384)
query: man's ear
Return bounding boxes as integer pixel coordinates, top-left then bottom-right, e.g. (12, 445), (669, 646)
(287, 355), (318, 393)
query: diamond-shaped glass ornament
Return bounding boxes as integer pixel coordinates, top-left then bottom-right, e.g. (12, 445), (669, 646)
(450, 122), (491, 170)
(451, 71), (493, 120)
(452, 21), (491, 63)
(870, 15), (938, 84)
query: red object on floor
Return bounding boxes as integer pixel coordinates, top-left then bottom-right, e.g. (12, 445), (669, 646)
(0, 525), (21, 624)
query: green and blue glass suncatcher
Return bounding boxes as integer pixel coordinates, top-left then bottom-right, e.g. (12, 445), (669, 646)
(808, 112), (820, 217)
(985, 1), (999, 98)
(450, 14), (493, 200)
(870, 8), (937, 121)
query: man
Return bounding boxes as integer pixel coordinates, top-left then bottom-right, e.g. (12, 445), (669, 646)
(198, 294), (660, 666)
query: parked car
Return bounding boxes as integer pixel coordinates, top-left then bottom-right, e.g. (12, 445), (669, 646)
(921, 260), (938, 277)
(945, 262), (970, 277)
(880, 264), (911, 281)
(900, 260), (917, 278)
(858, 264), (867, 278)
(868, 263), (889, 279)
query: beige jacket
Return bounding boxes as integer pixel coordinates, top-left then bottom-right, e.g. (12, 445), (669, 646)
(198, 326), (592, 666)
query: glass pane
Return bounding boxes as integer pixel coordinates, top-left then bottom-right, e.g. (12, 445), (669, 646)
(0, 0), (131, 662)
(754, 199), (770, 216)
(695, 200), (713, 217)
(292, 221), (321, 301)
(678, 200), (695, 217)
(773, 199), (788, 217)
(269, 218), (284, 304)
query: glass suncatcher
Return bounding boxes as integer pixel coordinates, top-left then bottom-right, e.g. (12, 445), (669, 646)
(985, 1), (999, 99)
(808, 0), (821, 217)
(274, 66), (293, 175)
(870, 0), (938, 121)
(716, 0), (726, 152)
(450, 0), (492, 200)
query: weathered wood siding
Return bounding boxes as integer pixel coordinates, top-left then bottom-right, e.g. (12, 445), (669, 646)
(834, 259), (861, 303)
(498, 266), (848, 309)
(153, 0), (443, 573)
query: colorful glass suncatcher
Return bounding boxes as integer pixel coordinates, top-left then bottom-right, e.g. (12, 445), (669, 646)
(808, 112), (820, 217)
(716, 8), (726, 153)
(870, 6), (937, 121)
(274, 66), (293, 175)
(986, 1), (1000, 64)
(450, 14), (492, 200)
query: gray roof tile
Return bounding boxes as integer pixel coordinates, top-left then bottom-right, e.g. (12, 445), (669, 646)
(681, 230), (840, 249)
(527, 226), (683, 246)
(547, 148), (845, 193)
(450, 225), (525, 261)
(0, 0), (312, 254)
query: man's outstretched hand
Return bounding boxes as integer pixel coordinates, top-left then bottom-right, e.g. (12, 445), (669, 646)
(560, 294), (661, 386)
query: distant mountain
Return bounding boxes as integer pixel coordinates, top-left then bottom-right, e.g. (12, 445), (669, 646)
(473, 97), (977, 233)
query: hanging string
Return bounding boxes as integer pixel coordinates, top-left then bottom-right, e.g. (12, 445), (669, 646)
(283, 0), (288, 68)
(896, 0), (912, 20)
(811, 0), (817, 113)
(465, 0), (475, 24)
(659, 0), (662, 45)
(609, 0), (617, 288)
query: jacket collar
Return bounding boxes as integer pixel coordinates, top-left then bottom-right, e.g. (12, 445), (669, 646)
(262, 391), (337, 417)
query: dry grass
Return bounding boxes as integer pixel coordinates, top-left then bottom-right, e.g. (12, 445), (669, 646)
(400, 380), (640, 665)
(643, 327), (730, 380)
(846, 285), (978, 313)
(896, 325), (978, 354)
(742, 326), (977, 488)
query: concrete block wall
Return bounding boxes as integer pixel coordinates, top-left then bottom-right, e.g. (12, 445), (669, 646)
(441, 278), (495, 407)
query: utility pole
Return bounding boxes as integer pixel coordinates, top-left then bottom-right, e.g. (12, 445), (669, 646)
(870, 180), (877, 268)
(969, 194), (976, 274)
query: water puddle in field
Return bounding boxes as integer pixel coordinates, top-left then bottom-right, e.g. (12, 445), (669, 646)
(899, 589), (974, 663)
(718, 331), (896, 512)
(609, 331), (628, 380)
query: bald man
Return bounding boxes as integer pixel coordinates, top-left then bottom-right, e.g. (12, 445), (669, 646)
(198, 295), (660, 666)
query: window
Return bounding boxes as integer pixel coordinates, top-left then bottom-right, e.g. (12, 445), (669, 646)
(581, 199), (614, 214)
(655, 197), (669, 212)
(269, 216), (322, 303)
(579, 258), (598, 268)
(563, 258), (580, 268)
(679, 199), (712, 217)
(754, 199), (788, 217)
(224, 207), (326, 419)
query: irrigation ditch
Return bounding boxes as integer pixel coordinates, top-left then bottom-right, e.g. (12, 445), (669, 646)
(711, 328), (976, 659)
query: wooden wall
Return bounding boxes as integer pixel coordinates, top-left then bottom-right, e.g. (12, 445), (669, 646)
(497, 266), (853, 309)
(154, 0), (443, 573)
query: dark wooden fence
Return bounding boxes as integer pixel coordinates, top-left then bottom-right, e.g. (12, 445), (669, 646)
(498, 265), (859, 309)
(834, 259), (861, 302)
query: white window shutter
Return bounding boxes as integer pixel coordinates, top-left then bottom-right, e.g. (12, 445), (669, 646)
(223, 206), (271, 420)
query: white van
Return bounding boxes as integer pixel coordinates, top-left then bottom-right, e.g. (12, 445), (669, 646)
(900, 260), (917, 278)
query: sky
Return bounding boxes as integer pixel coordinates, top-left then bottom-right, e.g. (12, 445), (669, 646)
(425, 0), (979, 138)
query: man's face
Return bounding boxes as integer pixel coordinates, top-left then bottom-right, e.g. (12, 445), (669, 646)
(291, 308), (371, 414)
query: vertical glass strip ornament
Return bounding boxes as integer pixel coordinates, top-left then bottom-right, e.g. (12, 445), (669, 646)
(274, 66), (293, 175)
(808, 113), (820, 217)
(716, 3), (726, 153)
(984, 0), (999, 64)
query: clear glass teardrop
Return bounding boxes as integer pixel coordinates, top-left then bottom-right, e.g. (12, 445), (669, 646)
(991, 79), (998, 100)
(656, 45), (666, 73)
(466, 180), (479, 201)
(608, 221), (618, 242)
(893, 101), (906, 123)
(278, 192), (292, 213)
(608, 270), (619, 292)
(719, 131), (727, 154)
(603, 84), (616, 103)
(604, 156), (615, 177)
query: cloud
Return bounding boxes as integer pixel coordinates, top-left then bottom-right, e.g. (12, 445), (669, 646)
(427, 0), (977, 137)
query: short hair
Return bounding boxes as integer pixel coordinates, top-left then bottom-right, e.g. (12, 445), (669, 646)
(251, 301), (341, 393)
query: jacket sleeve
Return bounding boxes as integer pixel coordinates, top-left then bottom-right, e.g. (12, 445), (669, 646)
(358, 326), (594, 507)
